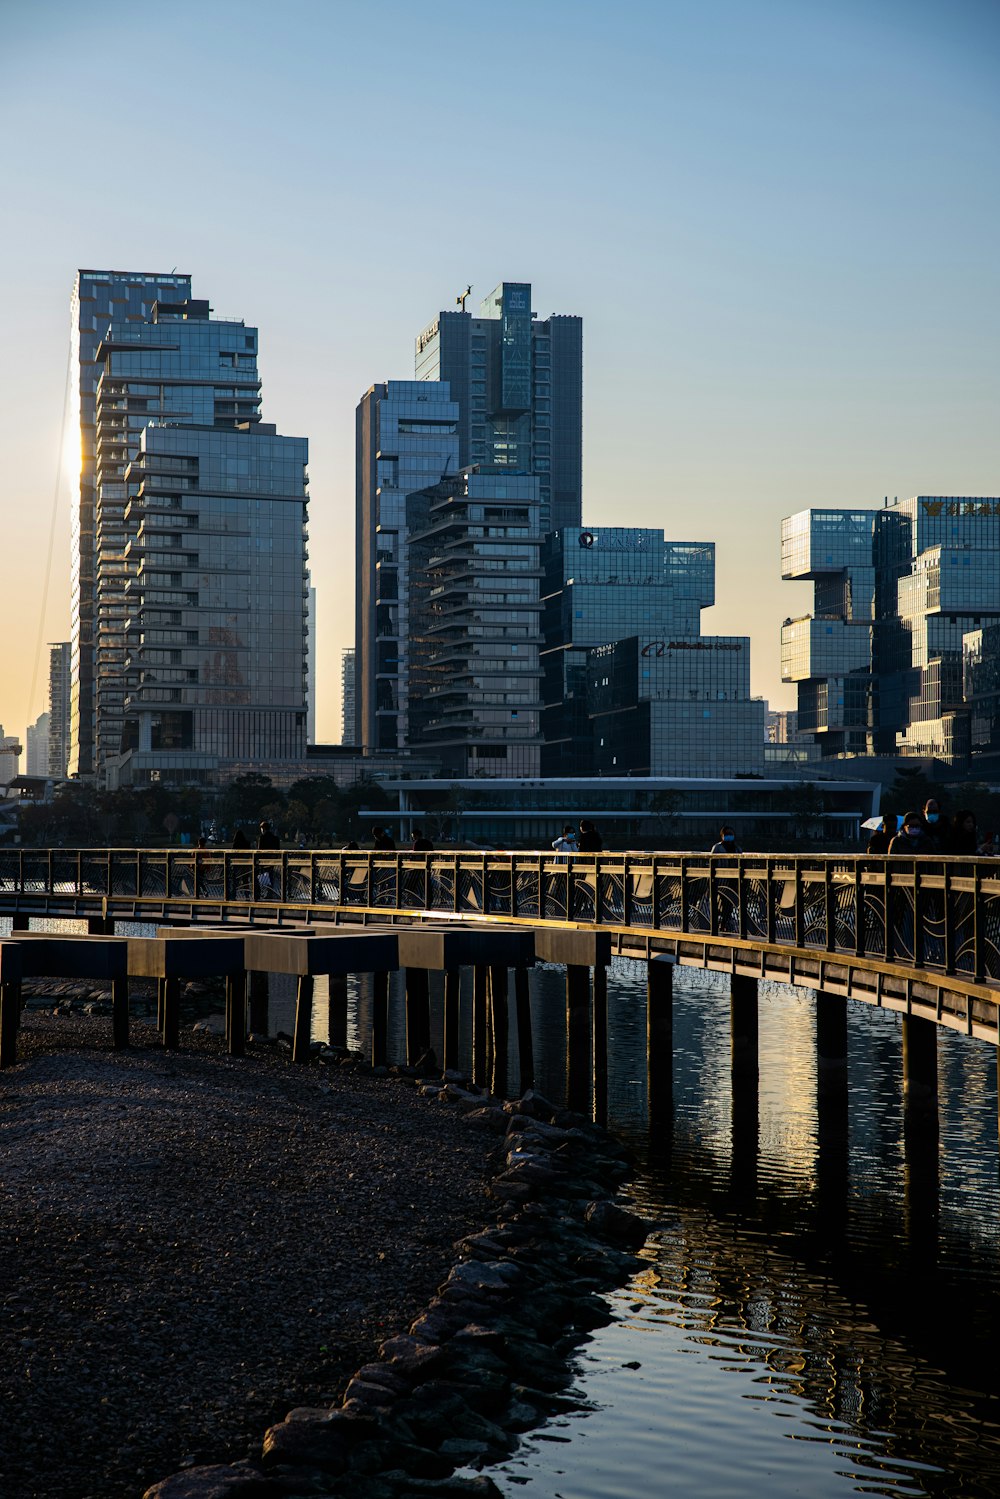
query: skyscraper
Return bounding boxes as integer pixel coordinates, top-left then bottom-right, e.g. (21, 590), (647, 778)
(406, 471), (543, 776)
(542, 527), (763, 776)
(48, 641), (71, 779)
(26, 713), (50, 777)
(70, 270), (309, 788)
(70, 270), (193, 779)
(355, 380), (461, 753)
(415, 282), (582, 534)
(781, 497), (1000, 765)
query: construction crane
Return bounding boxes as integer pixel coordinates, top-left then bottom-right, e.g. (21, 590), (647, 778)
(455, 284), (472, 311)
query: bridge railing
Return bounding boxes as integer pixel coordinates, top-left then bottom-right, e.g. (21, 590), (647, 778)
(1, 849), (999, 986)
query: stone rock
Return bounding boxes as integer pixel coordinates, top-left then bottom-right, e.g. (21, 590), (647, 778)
(460, 1106), (509, 1133)
(261, 1411), (362, 1472)
(143, 1464), (280, 1499)
(442, 1260), (518, 1296)
(584, 1199), (649, 1249)
(504, 1089), (558, 1122)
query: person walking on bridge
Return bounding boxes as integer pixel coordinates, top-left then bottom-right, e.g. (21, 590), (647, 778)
(888, 811), (937, 855)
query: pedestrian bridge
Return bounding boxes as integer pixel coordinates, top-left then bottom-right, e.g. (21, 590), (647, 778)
(2, 845), (998, 1041)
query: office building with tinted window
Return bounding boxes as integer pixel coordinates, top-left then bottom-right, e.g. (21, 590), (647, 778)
(782, 497), (1000, 766)
(415, 282), (582, 534)
(355, 380), (461, 753)
(540, 527), (762, 775)
(111, 421), (309, 786)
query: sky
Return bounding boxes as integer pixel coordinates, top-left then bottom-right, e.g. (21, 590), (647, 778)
(0, 0), (997, 755)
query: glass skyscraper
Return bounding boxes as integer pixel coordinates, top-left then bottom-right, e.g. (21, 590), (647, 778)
(70, 269), (193, 778)
(415, 282), (582, 534)
(355, 380), (461, 753)
(70, 270), (309, 787)
(782, 497), (1000, 765)
(542, 528), (764, 776)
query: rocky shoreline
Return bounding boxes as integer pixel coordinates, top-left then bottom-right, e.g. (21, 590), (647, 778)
(0, 1011), (649, 1499)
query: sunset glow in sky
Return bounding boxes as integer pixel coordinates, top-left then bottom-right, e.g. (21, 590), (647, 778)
(0, 0), (997, 752)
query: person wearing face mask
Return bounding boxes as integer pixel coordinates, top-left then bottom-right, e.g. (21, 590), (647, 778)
(921, 798), (944, 851)
(888, 812), (937, 855)
(710, 825), (743, 854)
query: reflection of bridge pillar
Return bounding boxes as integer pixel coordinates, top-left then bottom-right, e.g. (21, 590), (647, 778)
(647, 956), (674, 1130)
(729, 974), (758, 1206)
(489, 966), (509, 1098)
(405, 967), (431, 1065)
(815, 992), (849, 1237)
(329, 972), (348, 1051)
(902, 1013), (939, 1145)
(566, 965), (591, 1116)
(514, 966), (533, 1093)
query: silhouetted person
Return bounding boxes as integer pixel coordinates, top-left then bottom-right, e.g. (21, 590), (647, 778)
(231, 828), (250, 850)
(342, 840), (360, 851)
(576, 819), (603, 853)
(411, 833), (434, 851)
(949, 809), (979, 856)
(710, 825), (742, 853)
(371, 825), (396, 851)
(888, 811), (936, 855)
(921, 798), (944, 851)
(866, 818), (893, 854)
(256, 820), (280, 850)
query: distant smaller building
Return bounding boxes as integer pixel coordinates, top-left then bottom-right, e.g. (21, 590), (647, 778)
(0, 726), (22, 786)
(48, 642), (71, 779)
(26, 712), (50, 778)
(341, 647), (356, 746)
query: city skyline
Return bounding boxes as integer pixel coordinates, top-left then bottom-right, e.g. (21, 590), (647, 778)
(0, 0), (997, 756)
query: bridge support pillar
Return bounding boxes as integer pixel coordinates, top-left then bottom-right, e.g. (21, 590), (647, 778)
(902, 1013), (938, 1143)
(815, 993), (848, 1231)
(566, 964), (591, 1116)
(472, 965), (489, 1087)
(161, 977), (180, 1049)
(489, 965), (509, 1097)
(816, 991), (848, 1078)
(371, 971), (389, 1068)
(405, 968), (431, 1066)
(647, 957), (674, 1128)
(292, 975), (313, 1063)
(10, 913), (29, 932)
(593, 964), (608, 1128)
(248, 972), (269, 1035)
(328, 972), (348, 1051)
(0, 945), (22, 1068)
(225, 973), (246, 1057)
(514, 966), (533, 1093)
(730, 974), (758, 1081)
(443, 969), (460, 1074)
(87, 915), (114, 936)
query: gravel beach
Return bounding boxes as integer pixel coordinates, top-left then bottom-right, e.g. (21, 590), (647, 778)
(0, 1015), (497, 1499)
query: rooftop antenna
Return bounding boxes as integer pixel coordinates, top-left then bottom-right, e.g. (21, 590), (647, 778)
(455, 284), (472, 311)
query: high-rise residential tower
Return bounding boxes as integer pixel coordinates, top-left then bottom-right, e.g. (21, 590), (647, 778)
(70, 270), (193, 778)
(48, 641), (72, 779)
(70, 270), (309, 788)
(415, 282), (582, 534)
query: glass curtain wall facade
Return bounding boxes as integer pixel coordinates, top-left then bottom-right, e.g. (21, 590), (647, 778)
(415, 282), (582, 534)
(47, 642), (72, 779)
(341, 647), (356, 745)
(113, 422), (309, 785)
(540, 528), (760, 776)
(355, 381), (460, 753)
(92, 299), (262, 776)
(782, 498), (1000, 765)
(70, 270), (193, 778)
(406, 471), (543, 777)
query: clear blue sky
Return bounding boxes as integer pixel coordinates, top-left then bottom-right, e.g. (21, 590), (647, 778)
(0, 0), (997, 750)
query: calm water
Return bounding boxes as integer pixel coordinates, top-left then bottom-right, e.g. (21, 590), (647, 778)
(12, 918), (1000, 1495)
